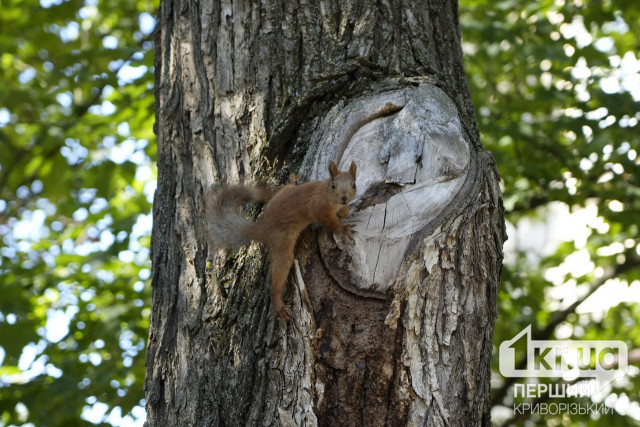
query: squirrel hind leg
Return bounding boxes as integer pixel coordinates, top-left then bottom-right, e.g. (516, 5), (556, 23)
(269, 248), (295, 321)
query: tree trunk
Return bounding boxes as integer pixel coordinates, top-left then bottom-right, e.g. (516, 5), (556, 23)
(146, 0), (506, 426)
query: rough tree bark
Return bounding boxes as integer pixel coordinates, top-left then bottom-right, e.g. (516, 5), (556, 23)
(146, 0), (506, 426)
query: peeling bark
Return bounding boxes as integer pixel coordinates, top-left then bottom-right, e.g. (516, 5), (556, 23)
(146, 0), (505, 426)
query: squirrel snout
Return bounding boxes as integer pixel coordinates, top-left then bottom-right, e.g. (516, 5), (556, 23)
(341, 196), (348, 204)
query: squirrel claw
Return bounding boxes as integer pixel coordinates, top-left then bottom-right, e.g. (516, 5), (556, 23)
(274, 302), (292, 321)
(342, 224), (356, 241)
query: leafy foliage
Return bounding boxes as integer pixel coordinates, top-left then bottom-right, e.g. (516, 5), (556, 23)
(460, 0), (640, 424)
(0, 0), (156, 425)
(2, 0), (639, 425)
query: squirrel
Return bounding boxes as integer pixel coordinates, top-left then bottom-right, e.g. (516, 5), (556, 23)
(207, 161), (357, 320)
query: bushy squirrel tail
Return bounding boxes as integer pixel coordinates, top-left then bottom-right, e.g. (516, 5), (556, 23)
(205, 183), (272, 249)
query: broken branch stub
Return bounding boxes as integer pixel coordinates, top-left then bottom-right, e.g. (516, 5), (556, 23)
(307, 83), (470, 297)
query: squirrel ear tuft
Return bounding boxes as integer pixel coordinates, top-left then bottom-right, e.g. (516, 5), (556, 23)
(349, 161), (357, 178)
(328, 161), (338, 178)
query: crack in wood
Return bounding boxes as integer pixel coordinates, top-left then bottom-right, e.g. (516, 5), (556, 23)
(353, 182), (403, 211)
(371, 201), (388, 287)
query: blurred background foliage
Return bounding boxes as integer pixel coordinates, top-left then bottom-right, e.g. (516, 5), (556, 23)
(0, 0), (157, 424)
(0, 0), (638, 425)
(460, 0), (640, 425)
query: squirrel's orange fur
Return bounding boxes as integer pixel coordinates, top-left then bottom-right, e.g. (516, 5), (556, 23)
(207, 161), (357, 320)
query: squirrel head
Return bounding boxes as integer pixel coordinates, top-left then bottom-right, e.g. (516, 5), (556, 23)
(328, 161), (357, 206)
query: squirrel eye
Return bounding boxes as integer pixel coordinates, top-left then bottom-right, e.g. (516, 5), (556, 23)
(331, 182), (336, 189)
(352, 183), (356, 189)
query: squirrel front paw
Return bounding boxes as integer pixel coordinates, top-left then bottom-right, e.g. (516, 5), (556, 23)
(342, 223), (356, 241)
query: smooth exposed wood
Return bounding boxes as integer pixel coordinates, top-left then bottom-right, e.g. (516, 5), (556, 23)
(313, 83), (471, 297)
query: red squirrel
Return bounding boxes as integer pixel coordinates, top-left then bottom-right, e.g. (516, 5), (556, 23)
(207, 161), (357, 320)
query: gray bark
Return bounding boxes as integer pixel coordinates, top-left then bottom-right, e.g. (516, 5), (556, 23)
(146, 0), (505, 426)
